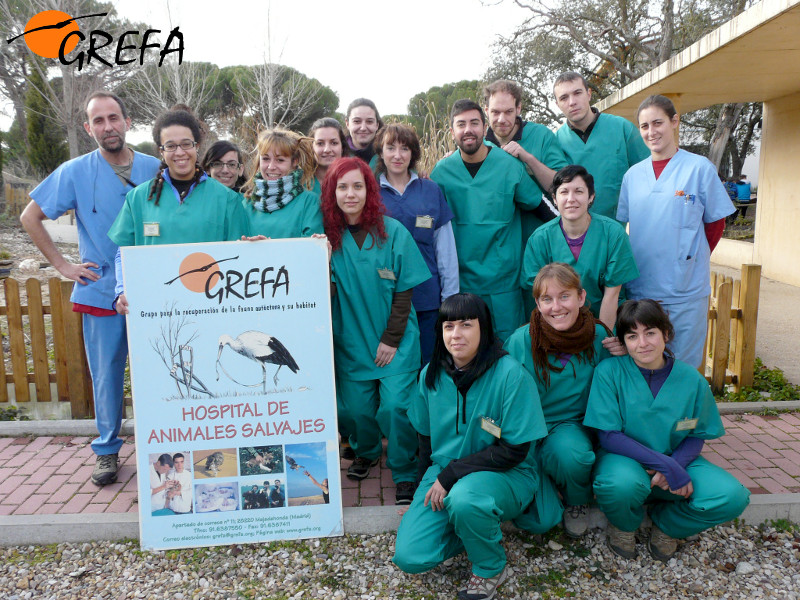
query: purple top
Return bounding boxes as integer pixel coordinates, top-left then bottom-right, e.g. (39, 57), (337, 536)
(559, 220), (588, 261)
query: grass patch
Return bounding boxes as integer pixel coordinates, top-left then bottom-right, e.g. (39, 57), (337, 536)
(519, 566), (576, 598)
(0, 405), (30, 421)
(716, 358), (800, 403)
(767, 519), (798, 533)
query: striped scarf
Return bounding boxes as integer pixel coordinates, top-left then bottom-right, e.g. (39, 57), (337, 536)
(250, 170), (303, 213)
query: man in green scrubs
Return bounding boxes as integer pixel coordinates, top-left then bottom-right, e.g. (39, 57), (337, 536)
(431, 99), (556, 341)
(553, 72), (649, 221)
(484, 80), (567, 316)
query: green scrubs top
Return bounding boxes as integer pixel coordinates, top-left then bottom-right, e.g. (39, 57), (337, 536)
(504, 323), (610, 430)
(431, 145), (542, 295)
(331, 217), (431, 381)
(243, 190), (323, 239)
(108, 177), (250, 246)
(584, 356), (724, 454)
(312, 178), (322, 197)
(412, 355), (548, 472)
(555, 113), (649, 221)
(522, 214), (639, 318)
(516, 123), (569, 245)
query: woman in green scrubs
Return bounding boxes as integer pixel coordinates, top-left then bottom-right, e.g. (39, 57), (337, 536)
(393, 293), (547, 600)
(321, 157), (430, 504)
(522, 165), (639, 330)
(110, 107), (249, 313)
(584, 299), (749, 561)
(505, 263), (620, 538)
(242, 129), (323, 239)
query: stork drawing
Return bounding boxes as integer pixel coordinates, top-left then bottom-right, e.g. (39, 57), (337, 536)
(216, 331), (300, 391)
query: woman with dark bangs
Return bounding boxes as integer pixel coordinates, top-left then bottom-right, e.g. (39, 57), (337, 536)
(321, 157), (430, 505)
(584, 299), (749, 562)
(201, 140), (247, 192)
(375, 123), (459, 367)
(393, 293), (547, 600)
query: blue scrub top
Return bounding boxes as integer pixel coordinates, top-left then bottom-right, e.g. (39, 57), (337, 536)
(380, 174), (454, 311)
(29, 149), (161, 308)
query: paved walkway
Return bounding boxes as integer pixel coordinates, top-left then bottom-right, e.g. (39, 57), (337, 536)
(1, 412), (800, 516)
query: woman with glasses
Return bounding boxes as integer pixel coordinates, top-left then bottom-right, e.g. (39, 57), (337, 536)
(201, 140), (247, 192)
(109, 107), (250, 313)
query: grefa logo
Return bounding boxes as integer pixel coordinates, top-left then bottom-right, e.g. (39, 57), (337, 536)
(6, 9), (184, 71)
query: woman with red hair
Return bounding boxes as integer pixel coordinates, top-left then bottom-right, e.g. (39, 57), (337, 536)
(322, 157), (431, 504)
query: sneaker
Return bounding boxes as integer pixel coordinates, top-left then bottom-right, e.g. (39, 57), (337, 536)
(395, 481), (416, 505)
(457, 565), (509, 600)
(346, 456), (379, 480)
(91, 453), (119, 486)
(606, 524), (637, 559)
(563, 504), (589, 537)
(648, 524), (678, 562)
(340, 442), (355, 461)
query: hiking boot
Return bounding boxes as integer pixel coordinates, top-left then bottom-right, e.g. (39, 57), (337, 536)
(457, 565), (509, 600)
(395, 481), (416, 505)
(563, 504), (589, 537)
(340, 442), (355, 461)
(606, 523), (637, 559)
(648, 524), (678, 562)
(91, 453), (119, 486)
(346, 456), (379, 480)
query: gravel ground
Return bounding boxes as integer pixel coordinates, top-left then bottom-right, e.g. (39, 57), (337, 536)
(2, 522), (800, 599)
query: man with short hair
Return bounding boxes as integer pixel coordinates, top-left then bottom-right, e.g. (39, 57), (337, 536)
(484, 79), (567, 314)
(21, 91), (160, 486)
(269, 479), (285, 508)
(431, 99), (556, 341)
(167, 453), (193, 514)
(553, 72), (649, 221)
(150, 453), (175, 514)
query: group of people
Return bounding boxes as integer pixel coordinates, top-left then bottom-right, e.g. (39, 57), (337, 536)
(243, 480), (285, 510)
(150, 452), (192, 516)
(20, 71), (751, 600)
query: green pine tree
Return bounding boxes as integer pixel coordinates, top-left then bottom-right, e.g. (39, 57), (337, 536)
(25, 66), (68, 177)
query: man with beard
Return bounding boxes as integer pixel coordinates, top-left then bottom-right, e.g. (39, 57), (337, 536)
(21, 91), (160, 486)
(431, 99), (556, 341)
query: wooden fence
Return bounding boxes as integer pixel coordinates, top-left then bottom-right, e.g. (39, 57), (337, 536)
(3, 182), (32, 219)
(705, 264), (761, 394)
(1, 277), (94, 418)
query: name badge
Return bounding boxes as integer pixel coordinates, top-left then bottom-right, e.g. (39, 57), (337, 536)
(480, 416), (501, 438)
(377, 268), (396, 280)
(415, 215), (434, 229)
(675, 418), (698, 431)
(143, 222), (160, 237)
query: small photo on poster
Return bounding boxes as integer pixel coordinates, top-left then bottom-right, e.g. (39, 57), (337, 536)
(239, 445), (284, 476)
(148, 451), (193, 516)
(285, 442), (329, 506)
(193, 448), (237, 479)
(195, 483), (240, 513)
(240, 478), (286, 509)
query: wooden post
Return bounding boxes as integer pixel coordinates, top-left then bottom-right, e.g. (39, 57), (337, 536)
(710, 279), (732, 394)
(728, 278), (741, 370)
(734, 264), (761, 389)
(4, 278), (29, 402)
(58, 279), (93, 418)
(49, 278), (71, 402)
(26, 278), (52, 402)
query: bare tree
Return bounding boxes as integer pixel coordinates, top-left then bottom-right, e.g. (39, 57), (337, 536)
(150, 305), (211, 399)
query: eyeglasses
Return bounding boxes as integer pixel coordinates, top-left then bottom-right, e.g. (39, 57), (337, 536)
(160, 140), (197, 152)
(209, 160), (241, 170)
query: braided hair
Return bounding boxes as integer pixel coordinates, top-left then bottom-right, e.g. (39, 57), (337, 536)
(147, 108), (204, 205)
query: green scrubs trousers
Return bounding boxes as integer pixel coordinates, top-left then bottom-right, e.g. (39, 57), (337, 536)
(538, 422), (595, 506)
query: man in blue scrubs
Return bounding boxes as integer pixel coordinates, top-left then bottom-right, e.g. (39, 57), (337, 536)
(21, 91), (160, 486)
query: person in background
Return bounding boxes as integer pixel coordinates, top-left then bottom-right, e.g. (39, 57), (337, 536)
(431, 99), (557, 342)
(309, 117), (350, 195)
(522, 165), (639, 331)
(375, 123), (459, 366)
(322, 157), (430, 504)
(241, 128), (323, 239)
(201, 140), (247, 192)
(109, 106), (250, 314)
(345, 98), (383, 168)
(167, 452), (193, 514)
(21, 90), (160, 487)
(617, 94), (734, 368)
(553, 72), (650, 222)
(303, 470), (330, 504)
(393, 293), (547, 600)
(584, 299), (749, 561)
